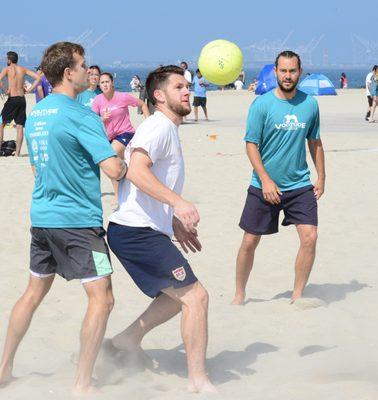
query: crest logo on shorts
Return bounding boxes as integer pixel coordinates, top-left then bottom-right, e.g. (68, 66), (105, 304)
(172, 266), (186, 281)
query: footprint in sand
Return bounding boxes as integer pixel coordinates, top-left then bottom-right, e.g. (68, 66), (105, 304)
(293, 297), (327, 310)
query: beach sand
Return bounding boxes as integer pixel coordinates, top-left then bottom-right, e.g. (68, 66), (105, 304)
(0, 89), (377, 399)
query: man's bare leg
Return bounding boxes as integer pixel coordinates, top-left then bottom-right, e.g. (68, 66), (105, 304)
(0, 274), (54, 385)
(112, 293), (181, 352)
(291, 224), (317, 302)
(15, 125), (24, 156)
(110, 140), (125, 209)
(73, 276), (114, 396)
(163, 282), (216, 393)
(202, 106), (208, 120)
(194, 106), (199, 121)
(231, 232), (261, 305)
(0, 123), (4, 148)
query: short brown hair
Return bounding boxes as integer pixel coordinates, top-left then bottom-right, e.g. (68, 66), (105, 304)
(275, 50), (301, 70)
(41, 42), (85, 87)
(146, 65), (184, 105)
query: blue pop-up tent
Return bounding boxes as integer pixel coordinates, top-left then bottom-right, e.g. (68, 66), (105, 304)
(299, 73), (337, 96)
(255, 64), (277, 95)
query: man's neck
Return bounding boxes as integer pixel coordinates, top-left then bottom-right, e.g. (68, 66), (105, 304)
(274, 87), (297, 100)
(53, 83), (76, 99)
(156, 105), (182, 126)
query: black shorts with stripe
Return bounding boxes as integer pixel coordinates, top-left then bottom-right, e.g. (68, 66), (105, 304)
(30, 227), (113, 281)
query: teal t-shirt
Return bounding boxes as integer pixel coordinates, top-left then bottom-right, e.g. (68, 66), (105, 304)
(25, 93), (116, 228)
(76, 88), (102, 109)
(245, 89), (320, 191)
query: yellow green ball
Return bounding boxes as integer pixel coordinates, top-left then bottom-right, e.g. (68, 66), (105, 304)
(198, 39), (244, 86)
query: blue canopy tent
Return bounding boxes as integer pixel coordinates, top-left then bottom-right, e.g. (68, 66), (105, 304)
(255, 64), (277, 95)
(299, 73), (337, 96)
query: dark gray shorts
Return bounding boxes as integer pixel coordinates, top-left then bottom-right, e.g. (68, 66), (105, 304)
(239, 185), (318, 235)
(193, 96), (207, 107)
(30, 227), (113, 281)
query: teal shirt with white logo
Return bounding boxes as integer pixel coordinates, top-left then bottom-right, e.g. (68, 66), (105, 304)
(25, 93), (116, 228)
(245, 89), (320, 191)
(76, 88), (102, 109)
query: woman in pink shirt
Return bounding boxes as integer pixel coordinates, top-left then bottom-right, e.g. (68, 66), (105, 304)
(92, 72), (149, 207)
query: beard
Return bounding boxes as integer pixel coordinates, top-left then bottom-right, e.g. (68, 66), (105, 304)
(167, 97), (191, 117)
(277, 77), (299, 93)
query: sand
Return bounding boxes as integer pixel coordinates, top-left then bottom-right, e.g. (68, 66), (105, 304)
(0, 89), (377, 399)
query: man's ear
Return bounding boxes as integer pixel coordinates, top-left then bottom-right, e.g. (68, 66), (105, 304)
(154, 88), (165, 104)
(63, 67), (72, 81)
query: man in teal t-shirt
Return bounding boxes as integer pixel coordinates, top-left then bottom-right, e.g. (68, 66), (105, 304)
(0, 43), (127, 395)
(232, 50), (326, 306)
(76, 65), (102, 109)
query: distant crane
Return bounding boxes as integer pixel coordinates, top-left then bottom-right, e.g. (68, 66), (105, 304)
(244, 30), (294, 63)
(351, 34), (378, 66)
(71, 30), (108, 66)
(294, 35), (324, 65)
(0, 34), (47, 63)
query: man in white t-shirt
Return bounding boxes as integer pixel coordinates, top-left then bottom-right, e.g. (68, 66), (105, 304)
(107, 65), (216, 394)
(365, 65), (377, 121)
(180, 61), (192, 84)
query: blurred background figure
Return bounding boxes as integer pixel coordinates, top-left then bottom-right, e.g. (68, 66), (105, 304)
(340, 72), (348, 88)
(130, 75), (142, 92)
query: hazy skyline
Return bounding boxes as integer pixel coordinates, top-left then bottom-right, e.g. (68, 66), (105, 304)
(0, 0), (376, 67)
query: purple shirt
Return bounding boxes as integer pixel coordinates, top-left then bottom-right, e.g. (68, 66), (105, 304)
(34, 75), (52, 103)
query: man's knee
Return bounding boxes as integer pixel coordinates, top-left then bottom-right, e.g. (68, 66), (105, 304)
(241, 232), (261, 252)
(182, 283), (209, 311)
(300, 229), (318, 249)
(85, 278), (114, 315)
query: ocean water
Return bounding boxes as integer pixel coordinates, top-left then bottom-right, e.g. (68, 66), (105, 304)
(107, 67), (369, 92)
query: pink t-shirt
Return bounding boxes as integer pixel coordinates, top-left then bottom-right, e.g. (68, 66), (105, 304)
(92, 91), (139, 141)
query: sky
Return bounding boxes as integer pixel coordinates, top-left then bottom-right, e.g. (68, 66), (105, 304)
(0, 0), (376, 67)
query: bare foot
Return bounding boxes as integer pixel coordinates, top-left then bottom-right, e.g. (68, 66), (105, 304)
(188, 377), (217, 393)
(231, 293), (245, 305)
(72, 385), (101, 396)
(111, 336), (155, 370)
(0, 365), (15, 387)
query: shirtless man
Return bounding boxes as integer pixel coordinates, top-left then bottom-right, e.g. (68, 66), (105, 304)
(0, 51), (40, 156)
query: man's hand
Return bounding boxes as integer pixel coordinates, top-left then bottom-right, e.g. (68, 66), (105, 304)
(172, 216), (202, 253)
(173, 198), (200, 233)
(313, 178), (325, 200)
(261, 178), (282, 204)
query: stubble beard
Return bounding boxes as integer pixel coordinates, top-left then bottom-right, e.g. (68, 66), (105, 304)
(167, 97), (191, 117)
(277, 77), (299, 93)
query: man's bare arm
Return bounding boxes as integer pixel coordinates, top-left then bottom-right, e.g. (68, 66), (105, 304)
(246, 142), (282, 204)
(307, 139), (325, 200)
(99, 156), (127, 181)
(24, 69), (41, 93)
(0, 67), (7, 91)
(127, 148), (200, 232)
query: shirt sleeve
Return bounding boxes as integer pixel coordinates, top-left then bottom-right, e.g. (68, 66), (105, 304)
(130, 121), (169, 164)
(244, 98), (265, 145)
(122, 93), (139, 107)
(77, 113), (116, 164)
(306, 101), (320, 140)
(91, 95), (101, 115)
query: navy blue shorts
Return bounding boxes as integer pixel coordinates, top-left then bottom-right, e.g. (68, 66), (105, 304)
(107, 222), (198, 298)
(239, 185), (318, 235)
(111, 132), (134, 146)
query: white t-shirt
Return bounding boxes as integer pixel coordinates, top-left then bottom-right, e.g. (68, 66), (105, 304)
(184, 70), (192, 84)
(109, 111), (185, 237)
(366, 72), (373, 96)
(234, 80), (244, 90)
